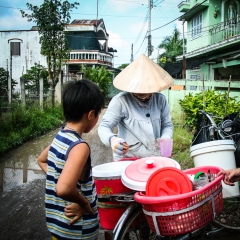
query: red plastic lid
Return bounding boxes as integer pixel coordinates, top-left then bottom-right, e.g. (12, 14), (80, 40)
(146, 167), (192, 196)
(124, 157), (181, 182)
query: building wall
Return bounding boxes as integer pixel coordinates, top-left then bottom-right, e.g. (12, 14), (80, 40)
(186, 1), (209, 54)
(0, 31), (47, 93)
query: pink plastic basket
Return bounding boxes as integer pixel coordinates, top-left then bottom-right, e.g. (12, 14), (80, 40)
(134, 166), (224, 236)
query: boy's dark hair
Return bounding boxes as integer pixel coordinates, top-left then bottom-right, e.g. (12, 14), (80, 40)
(62, 79), (105, 122)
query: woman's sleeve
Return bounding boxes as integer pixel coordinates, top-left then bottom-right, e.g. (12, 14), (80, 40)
(160, 95), (173, 138)
(98, 96), (123, 147)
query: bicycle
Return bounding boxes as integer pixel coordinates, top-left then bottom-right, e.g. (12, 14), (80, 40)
(191, 110), (240, 231)
(94, 159), (224, 240)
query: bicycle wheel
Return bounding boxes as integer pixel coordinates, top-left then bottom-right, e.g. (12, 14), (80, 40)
(212, 196), (240, 231)
(116, 206), (204, 240)
(117, 206), (160, 240)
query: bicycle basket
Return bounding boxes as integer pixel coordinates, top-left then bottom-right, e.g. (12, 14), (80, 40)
(134, 166), (224, 236)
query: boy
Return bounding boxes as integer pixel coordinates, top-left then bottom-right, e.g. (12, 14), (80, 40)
(38, 79), (105, 240)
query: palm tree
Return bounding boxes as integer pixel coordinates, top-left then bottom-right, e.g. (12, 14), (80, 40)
(158, 27), (185, 66)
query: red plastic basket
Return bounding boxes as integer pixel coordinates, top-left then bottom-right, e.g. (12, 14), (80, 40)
(134, 166), (224, 236)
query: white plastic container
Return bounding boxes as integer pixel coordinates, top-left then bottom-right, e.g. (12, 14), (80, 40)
(121, 157), (181, 191)
(190, 140), (239, 198)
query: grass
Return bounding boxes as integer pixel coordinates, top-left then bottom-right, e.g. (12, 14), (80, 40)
(0, 102), (64, 155)
(172, 126), (194, 170)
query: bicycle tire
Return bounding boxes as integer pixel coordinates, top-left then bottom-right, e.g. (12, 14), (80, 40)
(116, 206), (204, 240)
(116, 206), (159, 240)
(212, 196), (240, 231)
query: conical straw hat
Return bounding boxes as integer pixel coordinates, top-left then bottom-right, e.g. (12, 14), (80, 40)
(113, 54), (174, 93)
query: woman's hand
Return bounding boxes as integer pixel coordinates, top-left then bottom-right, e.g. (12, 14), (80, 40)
(64, 202), (94, 225)
(110, 137), (129, 155)
(217, 168), (240, 186)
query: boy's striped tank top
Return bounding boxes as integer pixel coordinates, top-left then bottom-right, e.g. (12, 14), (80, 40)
(45, 128), (99, 240)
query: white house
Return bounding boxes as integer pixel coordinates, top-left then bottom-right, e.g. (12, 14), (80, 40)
(0, 29), (46, 93)
(0, 19), (117, 95)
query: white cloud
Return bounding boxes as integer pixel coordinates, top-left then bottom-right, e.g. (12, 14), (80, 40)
(130, 20), (147, 36)
(106, 0), (147, 12)
(107, 30), (131, 65)
(0, 9), (33, 30)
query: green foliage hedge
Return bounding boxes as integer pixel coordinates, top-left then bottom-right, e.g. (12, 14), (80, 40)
(179, 89), (240, 130)
(0, 102), (63, 154)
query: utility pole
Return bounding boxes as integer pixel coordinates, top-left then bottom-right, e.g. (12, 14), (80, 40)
(148, 0), (153, 57)
(8, 52), (12, 104)
(182, 20), (186, 80)
(130, 44), (133, 62)
(96, 0), (99, 20)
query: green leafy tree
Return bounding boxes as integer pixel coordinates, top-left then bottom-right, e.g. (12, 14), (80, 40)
(158, 27), (185, 66)
(0, 68), (18, 116)
(118, 63), (129, 69)
(81, 65), (112, 97)
(21, 63), (49, 96)
(20, 0), (79, 105)
(0, 67), (18, 101)
(0, 68), (9, 97)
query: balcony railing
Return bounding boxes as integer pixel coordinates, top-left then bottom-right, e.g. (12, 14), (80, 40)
(178, 0), (190, 12)
(209, 15), (240, 44)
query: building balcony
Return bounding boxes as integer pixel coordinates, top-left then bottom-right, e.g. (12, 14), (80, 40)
(67, 51), (113, 67)
(178, 1), (191, 13)
(209, 15), (240, 45)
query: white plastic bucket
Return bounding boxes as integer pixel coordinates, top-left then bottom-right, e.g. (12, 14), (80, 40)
(190, 140), (239, 198)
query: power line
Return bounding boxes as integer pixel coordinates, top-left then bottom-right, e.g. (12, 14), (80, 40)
(0, 5), (28, 10)
(133, 31), (148, 56)
(151, 0), (208, 32)
(133, 11), (148, 46)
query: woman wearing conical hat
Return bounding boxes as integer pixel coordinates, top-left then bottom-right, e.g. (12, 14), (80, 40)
(98, 54), (174, 161)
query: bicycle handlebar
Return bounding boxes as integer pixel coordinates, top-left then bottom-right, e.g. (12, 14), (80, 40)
(199, 110), (225, 140)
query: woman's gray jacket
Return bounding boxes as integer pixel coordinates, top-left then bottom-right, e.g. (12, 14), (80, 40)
(98, 92), (173, 161)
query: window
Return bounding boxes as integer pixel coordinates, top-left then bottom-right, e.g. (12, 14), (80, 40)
(192, 14), (202, 39)
(189, 86), (197, 91)
(190, 66), (201, 71)
(10, 42), (21, 56)
(190, 74), (201, 80)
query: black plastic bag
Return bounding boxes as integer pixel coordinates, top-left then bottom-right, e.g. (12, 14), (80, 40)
(192, 114), (212, 146)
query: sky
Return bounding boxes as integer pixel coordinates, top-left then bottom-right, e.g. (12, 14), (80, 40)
(0, 0), (185, 67)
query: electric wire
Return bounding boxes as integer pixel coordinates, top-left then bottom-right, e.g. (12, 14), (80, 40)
(133, 11), (148, 46)
(150, 0), (208, 32)
(133, 31), (148, 56)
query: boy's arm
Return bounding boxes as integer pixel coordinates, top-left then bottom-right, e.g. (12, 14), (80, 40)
(56, 143), (94, 224)
(37, 146), (50, 174)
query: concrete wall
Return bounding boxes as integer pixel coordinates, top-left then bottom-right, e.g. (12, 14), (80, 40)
(0, 30), (47, 93)
(162, 87), (240, 124)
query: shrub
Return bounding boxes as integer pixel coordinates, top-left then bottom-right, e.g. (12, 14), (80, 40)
(179, 89), (240, 130)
